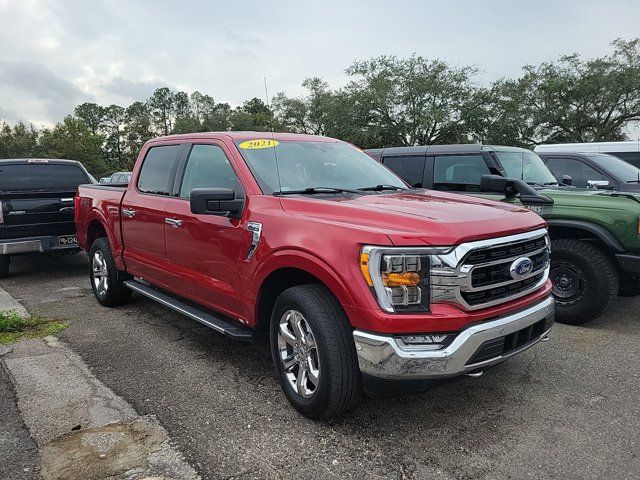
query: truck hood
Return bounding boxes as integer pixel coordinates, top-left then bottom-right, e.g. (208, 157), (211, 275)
(280, 190), (546, 246)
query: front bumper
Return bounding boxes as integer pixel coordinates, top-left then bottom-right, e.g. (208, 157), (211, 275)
(615, 253), (640, 275)
(0, 235), (79, 255)
(353, 296), (554, 380)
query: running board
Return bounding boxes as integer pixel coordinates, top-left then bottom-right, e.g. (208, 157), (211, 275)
(124, 280), (255, 341)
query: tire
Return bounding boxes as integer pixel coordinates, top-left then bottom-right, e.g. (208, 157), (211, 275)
(618, 272), (640, 297)
(550, 239), (619, 325)
(269, 284), (362, 419)
(89, 237), (132, 307)
(0, 255), (9, 278)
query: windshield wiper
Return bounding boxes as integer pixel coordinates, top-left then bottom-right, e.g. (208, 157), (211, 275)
(273, 187), (361, 196)
(357, 184), (407, 192)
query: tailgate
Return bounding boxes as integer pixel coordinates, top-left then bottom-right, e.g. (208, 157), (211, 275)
(1, 190), (77, 239)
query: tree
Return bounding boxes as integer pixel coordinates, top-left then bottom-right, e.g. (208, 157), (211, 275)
(345, 55), (478, 147)
(230, 98), (274, 131)
(0, 122), (39, 158)
(102, 105), (126, 170)
(74, 103), (105, 135)
(122, 101), (153, 168)
(37, 116), (106, 174)
(148, 87), (175, 135)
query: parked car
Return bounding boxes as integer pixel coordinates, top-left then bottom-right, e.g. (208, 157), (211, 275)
(536, 151), (640, 192)
(0, 158), (94, 277)
(76, 133), (554, 419)
(109, 172), (132, 184)
(367, 145), (640, 324)
(535, 141), (640, 168)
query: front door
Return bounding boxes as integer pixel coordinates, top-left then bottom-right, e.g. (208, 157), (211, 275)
(163, 143), (246, 318)
(121, 144), (182, 284)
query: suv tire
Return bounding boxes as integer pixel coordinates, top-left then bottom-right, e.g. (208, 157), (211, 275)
(550, 239), (619, 325)
(0, 255), (10, 278)
(270, 284), (362, 419)
(89, 237), (132, 307)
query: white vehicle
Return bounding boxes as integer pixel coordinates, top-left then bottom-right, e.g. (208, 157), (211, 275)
(535, 141), (640, 168)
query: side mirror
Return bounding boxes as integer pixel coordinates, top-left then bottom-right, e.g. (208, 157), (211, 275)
(480, 174), (554, 205)
(587, 180), (613, 190)
(190, 188), (244, 218)
(561, 175), (573, 186)
(480, 175), (510, 194)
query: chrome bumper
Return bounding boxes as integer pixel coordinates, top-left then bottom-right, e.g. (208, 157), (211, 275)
(0, 236), (79, 255)
(353, 296), (554, 380)
(0, 240), (45, 255)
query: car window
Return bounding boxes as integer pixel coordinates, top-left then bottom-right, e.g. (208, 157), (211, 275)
(179, 144), (240, 199)
(137, 145), (181, 195)
(382, 156), (426, 187)
(606, 151), (640, 168)
(0, 163), (90, 191)
(433, 155), (490, 192)
(545, 157), (607, 188)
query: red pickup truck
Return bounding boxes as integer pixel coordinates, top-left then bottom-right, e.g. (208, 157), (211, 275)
(75, 132), (554, 419)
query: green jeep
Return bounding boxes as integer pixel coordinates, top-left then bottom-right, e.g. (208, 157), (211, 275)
(366, 145), (640, 325)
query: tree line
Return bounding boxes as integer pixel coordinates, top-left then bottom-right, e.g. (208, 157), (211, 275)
(1, 38), (639, 176)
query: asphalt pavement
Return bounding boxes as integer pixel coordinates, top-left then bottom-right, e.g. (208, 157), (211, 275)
(1, 253), (639, 480)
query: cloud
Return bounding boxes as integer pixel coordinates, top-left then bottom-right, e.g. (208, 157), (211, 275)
(99, 76), (174, 103)
(0, 106), (29, 126)
(0, 61), (91, 121)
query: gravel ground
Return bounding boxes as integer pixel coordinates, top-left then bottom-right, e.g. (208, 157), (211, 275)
(1, 252), (639, 480)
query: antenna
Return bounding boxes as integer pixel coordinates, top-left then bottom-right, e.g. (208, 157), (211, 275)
(264, 76), (283, 194)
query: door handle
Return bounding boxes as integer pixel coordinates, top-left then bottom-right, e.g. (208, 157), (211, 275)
(165, 217), (182, 228)
(122, 208), (136, 218)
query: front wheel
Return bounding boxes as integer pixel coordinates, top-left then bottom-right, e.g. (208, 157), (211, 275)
(550, 239), (618, 325)
(270, 284), (362, 419)
(89, 237), (132, 307)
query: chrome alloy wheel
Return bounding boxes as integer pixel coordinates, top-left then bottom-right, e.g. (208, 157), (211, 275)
(92, 250), (109, 296)
(277, 310), (320, 398)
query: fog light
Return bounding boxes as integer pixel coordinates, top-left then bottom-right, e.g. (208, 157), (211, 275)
(398, 333), (454, 350)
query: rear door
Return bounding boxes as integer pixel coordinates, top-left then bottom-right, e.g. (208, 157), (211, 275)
(121, 144), (183, 284)
(0, 161), (90, 241)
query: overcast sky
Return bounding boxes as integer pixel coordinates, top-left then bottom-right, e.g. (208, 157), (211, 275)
(1, 0), (639, 130)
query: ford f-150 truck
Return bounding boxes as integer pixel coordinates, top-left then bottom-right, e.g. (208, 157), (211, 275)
(75, 132), (554, 419)
(367, 145), (640, 325)
(0, 158), (94, 277)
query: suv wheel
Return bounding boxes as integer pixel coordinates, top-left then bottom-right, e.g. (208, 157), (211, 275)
(270, 284), (361, 419)
(89, 237), (132, 307)
(550, 239), (619, 325)
(0, 255), (10, 278)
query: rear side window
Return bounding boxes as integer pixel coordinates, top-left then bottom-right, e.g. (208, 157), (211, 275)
(137, 145), (181, 195)
(179, 145), (240, 198)
(0, 164), (89, 191)
(433, 155), (490, 192)
(383, 156), (426, 187)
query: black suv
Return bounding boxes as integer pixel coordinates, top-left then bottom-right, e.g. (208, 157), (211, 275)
(0, 159), (94, 277)
(537, 152), (640, 192)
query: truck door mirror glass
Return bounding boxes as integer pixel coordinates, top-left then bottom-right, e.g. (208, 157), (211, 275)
(190, 188), (244, 218)
(587, 180), (613, 190)
(561, 175), (572, 186)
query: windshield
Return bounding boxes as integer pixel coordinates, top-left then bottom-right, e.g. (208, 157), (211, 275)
(496, 151), (558, 185)
(586, 154), (640, 182)
(234, 139), (407, 194)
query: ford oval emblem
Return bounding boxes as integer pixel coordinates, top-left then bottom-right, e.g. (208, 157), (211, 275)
(510, 257), (534, 280)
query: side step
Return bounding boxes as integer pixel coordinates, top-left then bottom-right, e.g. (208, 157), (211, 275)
(124, 280), (255, 341)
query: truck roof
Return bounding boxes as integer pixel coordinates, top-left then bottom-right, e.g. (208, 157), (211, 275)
(366, 144), (532, 157)
(0, 158), (82, 165)
(148, 131), (339, 144)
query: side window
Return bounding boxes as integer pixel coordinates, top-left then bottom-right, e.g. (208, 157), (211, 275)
(137, 145), (181, 195)
(433, 155), (490, 192)
(382, 156), (426, 187)
(545, 158), (606, 188)
(179, 144), (240, 199)
(607, 151), (640, 168)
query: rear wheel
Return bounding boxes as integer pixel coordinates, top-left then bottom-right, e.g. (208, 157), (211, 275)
(550, 239), (618, 325)
(270, 284), (362, 419)
(89, 237), (132, 307)
(0, 255), (9, 278)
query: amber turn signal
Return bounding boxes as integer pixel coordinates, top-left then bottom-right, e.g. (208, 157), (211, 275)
(382, 272), (420, 287)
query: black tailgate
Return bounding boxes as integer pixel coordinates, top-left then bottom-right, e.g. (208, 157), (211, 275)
(1, 190), (77, 239)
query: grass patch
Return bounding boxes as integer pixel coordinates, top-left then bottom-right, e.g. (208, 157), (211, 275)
(0, 310), (68, 345)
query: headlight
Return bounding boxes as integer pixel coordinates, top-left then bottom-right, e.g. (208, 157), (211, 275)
(360, 246), (451, 313)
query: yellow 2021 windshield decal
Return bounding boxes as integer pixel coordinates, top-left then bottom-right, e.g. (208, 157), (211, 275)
(238, 139), (280, 149)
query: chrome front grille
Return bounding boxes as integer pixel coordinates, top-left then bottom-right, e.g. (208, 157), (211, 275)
(430, 228), (550, 310)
